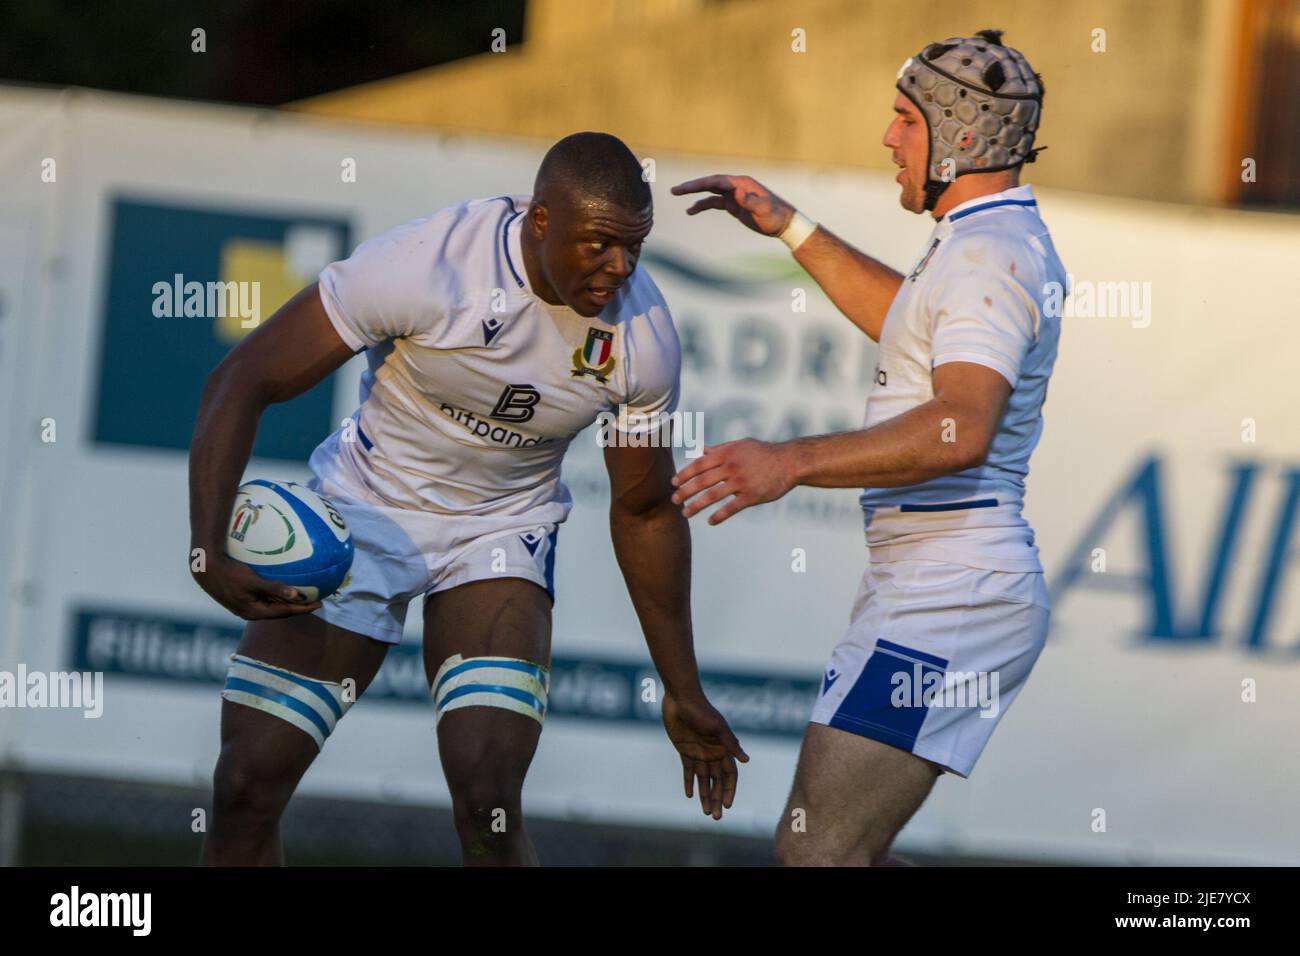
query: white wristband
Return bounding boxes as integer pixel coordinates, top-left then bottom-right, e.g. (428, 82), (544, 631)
(778, 210), (818, 251)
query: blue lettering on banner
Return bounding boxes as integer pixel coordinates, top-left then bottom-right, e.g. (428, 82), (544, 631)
(1050, 454), (1300, 654)
(68, 608), (817, 737)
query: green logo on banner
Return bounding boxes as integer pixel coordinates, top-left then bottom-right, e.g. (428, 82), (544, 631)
(93, 198), (351, 461)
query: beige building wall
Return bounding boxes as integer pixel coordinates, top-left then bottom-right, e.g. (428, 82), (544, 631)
(292, 0), (1244, 205)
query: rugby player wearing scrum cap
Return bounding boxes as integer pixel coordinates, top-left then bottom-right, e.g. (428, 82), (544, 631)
(672, 30), (1065, 865)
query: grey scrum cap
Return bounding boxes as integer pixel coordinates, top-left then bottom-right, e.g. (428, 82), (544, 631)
(896, 29), (1045, 210)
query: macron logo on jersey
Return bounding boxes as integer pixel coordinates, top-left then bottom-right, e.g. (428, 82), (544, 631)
(482, 316), (504, 345)
(822, 668), (840, 695)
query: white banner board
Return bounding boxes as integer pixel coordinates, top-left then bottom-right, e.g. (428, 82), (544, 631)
(1, 88), (1298, 864)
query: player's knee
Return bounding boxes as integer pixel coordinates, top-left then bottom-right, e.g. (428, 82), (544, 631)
(451, 779), (524, 854)
(453, 788), (520, 829)
(773, 807), (822, 866)
(773, 794), (813, 865)
(774, 826), (833, 866)
(212, 748), (294, 825)
(774, 814), (889, 867)
(773, 826), (799, 866)
(775, 834), (872, 867)
(444, 741), (524, 835)
(450, 763), (523, 818)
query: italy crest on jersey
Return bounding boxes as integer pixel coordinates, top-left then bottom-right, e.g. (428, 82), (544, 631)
(571, 327), (616, 384)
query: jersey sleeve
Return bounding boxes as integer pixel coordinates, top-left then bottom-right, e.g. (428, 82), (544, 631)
(618, 298), (681, 437)
(927, 260), (1039, 388)
(316, 217), (443, 351)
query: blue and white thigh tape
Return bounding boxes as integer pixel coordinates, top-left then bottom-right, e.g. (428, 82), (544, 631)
(432, 654), (549, 726)
(222, 654), (354, 750)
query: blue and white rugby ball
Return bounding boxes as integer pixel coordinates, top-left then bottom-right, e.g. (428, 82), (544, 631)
(225, 479), (353, 602)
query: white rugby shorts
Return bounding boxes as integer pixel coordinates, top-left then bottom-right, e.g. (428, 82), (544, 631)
(304, 438), (559, 645)
(809, 558), (1050, 777)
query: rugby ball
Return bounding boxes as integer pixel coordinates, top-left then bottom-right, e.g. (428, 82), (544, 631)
(225, 479), (353, 602)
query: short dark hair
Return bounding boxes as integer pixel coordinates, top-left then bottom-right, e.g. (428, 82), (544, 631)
(534, 132), (651, 211)
(976, 27), (1045, 100)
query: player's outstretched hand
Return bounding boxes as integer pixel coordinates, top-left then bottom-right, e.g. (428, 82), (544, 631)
(670, 175), (795, 237)
(193, 556), (323, 620)
(671, 438), (798, 525)
(662, 691), (749, 820)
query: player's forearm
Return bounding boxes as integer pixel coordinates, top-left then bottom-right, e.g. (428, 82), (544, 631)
(792, 226), (904, 342)
(609, 500), (706, 701)
(784, 397), (986, 490)
(188, 367), (269, 557)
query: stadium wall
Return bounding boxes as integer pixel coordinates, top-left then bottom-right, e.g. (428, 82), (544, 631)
(292, 0), (1241, 207)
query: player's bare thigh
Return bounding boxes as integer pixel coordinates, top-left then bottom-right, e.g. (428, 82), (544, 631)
(422, 577), (552, 669)
(238, 611), (392, 687)
(775, 723), (941, 867)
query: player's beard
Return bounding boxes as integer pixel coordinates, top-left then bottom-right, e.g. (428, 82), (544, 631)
(898, 167), (926, 214)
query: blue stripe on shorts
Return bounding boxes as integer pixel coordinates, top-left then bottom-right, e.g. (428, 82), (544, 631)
(829, 643), (951, 753)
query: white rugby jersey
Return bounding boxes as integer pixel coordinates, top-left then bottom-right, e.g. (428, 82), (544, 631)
(860, 185), (1066, 572)
(311, 195), (680, 521)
